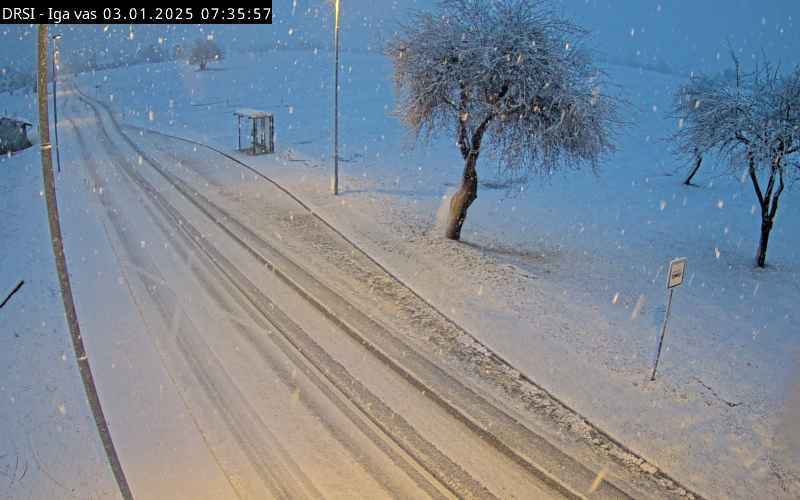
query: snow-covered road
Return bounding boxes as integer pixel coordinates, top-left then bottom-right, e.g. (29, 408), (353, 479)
(44, 84), (655, 499)
(61, 48), (800, 498)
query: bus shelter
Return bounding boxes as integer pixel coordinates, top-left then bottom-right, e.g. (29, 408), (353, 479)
(234, 108), (274, 155)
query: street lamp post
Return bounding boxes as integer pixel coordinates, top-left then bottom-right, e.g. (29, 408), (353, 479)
(332, 0), (341, 195)
(51, 34), (62, 173)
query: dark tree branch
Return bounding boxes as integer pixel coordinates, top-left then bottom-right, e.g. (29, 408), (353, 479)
(457, 81), (470, 159)
(735, 131), (751, 145)
(763, 167), (776, 206)
(0, 280), (24, 309)
(748, 154), (766, 207)
(471, 114), (494, 151)
(457, 122), (470, 159)
(770, 163), (785, 220)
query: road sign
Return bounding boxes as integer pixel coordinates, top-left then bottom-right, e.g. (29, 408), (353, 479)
(667, 257), (687, 289)
(651, 257), (688, 381)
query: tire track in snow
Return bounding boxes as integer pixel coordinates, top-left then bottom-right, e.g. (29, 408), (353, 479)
(66, 105), (323, 500)
(126, 107), (712, 500)
(75, 87), (612, 499)
(71, 95), (464, 499)
(124, 146), (453, 500)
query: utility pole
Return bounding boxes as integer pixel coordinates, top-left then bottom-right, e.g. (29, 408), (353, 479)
(332, 0), (341, 195)
(36, 25), (133, 500)
(51, 34), (62, 173)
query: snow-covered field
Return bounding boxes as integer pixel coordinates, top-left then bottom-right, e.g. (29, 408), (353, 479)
(0, 142), (120, 497)
(30, 48), (800, 498)
(73, 50), (800, 497)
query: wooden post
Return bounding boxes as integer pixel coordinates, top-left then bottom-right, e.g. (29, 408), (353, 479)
(237, 114), (241, 150)
(51, 35), (61, 173)
(332, 0), (341, 194)
(36, 24), (133, 500)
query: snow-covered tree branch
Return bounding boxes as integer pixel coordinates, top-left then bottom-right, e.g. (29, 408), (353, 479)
(387, 0), (617, 240)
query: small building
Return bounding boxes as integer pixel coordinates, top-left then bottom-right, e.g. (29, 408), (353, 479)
(0, 117), (33, 154)
(234, 108), (274, 155)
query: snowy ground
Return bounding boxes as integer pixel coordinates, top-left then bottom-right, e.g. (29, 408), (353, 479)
(70, 49), (800, 498)
(0, 141), (120, 497)
(29, 84), (661, 499)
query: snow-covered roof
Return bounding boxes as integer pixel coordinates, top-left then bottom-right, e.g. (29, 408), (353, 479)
(234, 108), (271, 119)
(0, 116), (32, 127)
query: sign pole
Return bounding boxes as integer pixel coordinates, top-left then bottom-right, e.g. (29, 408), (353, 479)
(650, 257), (687, 381)
(331, 0), (341, 195)
(651, 287), (674, 381)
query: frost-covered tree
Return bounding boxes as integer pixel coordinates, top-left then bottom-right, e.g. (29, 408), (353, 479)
(136, 43), (166, 64)
(673, 59), (800, 267)
(7, 70), (35, 95)
(172, 44), (185, 61)
(387, 0), (617, 240)
(673, 68), (742, 186)
(672, 80), (708, 185)
(189, 39), (223, 71)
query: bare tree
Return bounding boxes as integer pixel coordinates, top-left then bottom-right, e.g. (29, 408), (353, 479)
(136, 43), (166, 64)
(189, 39), (223, 71)
(672, 85), (707, 185)
(673, 58), (800, 267)
(673, 69), (743, 186)
(682, 149), (704, 186)
(387, 0), (617, 240)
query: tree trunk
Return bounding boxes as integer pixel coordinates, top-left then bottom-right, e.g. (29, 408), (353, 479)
(750, 150), (786, 268)
(684, 152), (703, 185)
(756, 217), (772, 268)
(446, 152), (478, 240)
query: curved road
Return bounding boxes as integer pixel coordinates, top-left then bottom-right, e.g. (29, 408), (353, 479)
(55, 85), (630, 500)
